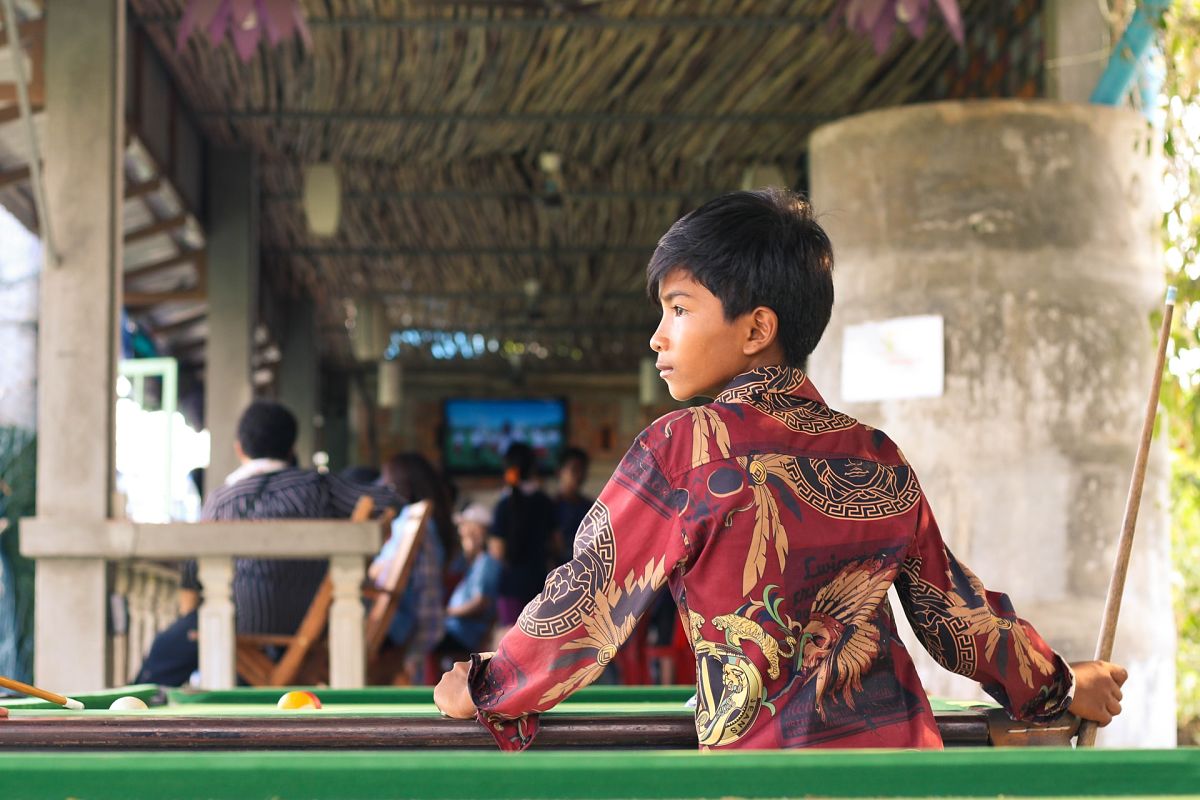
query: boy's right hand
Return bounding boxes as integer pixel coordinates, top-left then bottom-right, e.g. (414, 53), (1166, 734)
(1067, 660), (1128, 726)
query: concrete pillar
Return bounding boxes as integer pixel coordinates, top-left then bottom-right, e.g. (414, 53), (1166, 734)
(35, 0), (126, 691)
(205, 150), (258, 484)
(278, 296), (317, 467)
(1044, 0), (1112, 103)
(808, 100), (1172, 746)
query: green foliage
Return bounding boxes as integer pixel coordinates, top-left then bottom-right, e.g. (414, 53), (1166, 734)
(0, 426), (36, 683)
(1159, 0), (1200, 742)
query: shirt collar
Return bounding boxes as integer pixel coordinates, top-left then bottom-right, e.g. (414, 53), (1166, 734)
(714, 365), (828, 406)
(224, 457), (290, 487)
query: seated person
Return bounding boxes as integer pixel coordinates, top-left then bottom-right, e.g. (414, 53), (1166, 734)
(136, 401), (395, 686)
(440, 503), (502, 655)
(369, 453), (455, 683)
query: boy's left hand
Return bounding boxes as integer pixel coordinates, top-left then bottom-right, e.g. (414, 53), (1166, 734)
(434, 661), (476, 719)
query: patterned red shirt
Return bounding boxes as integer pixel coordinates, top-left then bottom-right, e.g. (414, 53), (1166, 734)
(468, 366), (1073, 750)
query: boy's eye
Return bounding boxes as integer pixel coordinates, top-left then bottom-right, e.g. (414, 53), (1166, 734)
(673, 306), (687, 317)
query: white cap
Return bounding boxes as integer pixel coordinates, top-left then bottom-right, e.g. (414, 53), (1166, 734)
(455, 502), (491, 527)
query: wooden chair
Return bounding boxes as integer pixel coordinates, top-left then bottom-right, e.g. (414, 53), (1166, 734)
(234, 496), (391, 687)
(362, 499), (432, 685)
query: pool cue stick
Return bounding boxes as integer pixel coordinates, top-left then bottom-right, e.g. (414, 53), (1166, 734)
(0, 675), (84, 709)
(1076, 286), (1177, 747)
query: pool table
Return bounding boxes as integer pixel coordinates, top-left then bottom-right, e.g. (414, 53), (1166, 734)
(0, 684), (1072, 749)
(0, 686), (1196, 800)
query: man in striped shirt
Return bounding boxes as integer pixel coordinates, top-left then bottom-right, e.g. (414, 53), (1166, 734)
(136, 401), (397, 685)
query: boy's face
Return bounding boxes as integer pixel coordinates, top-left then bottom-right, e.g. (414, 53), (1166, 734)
(650, 268), (763, 401)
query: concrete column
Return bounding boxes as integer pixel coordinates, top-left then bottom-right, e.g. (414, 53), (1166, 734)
(278, 296), (317, 467)
(1044, 0), (1113, 102)
(33, 0), (126, 691)
(808, 100), (1172, 746)
(205, 149), (258, 484)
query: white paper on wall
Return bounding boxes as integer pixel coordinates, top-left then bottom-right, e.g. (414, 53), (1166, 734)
(841, 314), (944, 402)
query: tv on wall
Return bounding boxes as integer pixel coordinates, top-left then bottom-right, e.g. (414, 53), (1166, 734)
(442, 397), (567, 475)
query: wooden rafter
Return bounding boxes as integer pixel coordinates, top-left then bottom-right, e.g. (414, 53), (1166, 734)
(123, 250), (202, 282)
(124, 213), (188, 244)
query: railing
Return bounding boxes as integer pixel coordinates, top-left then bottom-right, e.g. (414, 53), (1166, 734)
(110, 559), (180, 685)
(21, 518), (381, 690)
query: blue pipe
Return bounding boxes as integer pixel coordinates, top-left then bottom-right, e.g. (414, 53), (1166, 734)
(1090, 0), (1170, 105)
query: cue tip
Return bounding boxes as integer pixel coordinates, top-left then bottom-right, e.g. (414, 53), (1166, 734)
(64, 698), (84, 710)
(1166, 286), (1177, 305)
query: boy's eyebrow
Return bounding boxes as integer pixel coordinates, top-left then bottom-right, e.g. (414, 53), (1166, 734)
(660, 290), (693, 302)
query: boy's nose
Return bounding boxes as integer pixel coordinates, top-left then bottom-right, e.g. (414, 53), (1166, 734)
(649, 329), (666, 353)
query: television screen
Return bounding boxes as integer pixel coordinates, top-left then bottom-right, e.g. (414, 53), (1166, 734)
(442, 398), (567, 475)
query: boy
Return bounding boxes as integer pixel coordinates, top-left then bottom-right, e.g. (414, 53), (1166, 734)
(435, 189), (1126, 750)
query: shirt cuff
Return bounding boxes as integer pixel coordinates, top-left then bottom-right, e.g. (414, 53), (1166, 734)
(1018, 655), (1076, 723)
(467, 652), (540, 752)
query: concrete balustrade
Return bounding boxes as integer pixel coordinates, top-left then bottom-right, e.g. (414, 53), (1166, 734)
(22, 518), (381, 690)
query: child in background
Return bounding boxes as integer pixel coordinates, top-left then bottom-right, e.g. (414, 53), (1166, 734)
(441, 503), (502, 655)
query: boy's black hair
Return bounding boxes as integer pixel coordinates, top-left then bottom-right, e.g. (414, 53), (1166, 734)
(559, 446), (589, 472)
(646, 188), (834, 367)
(236, 400), (298, 461)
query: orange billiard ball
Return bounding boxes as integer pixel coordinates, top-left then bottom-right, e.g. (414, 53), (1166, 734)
(276, 690), (321, 710)
(0, 707), (8, 718)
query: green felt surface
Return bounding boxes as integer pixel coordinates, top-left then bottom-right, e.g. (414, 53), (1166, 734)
(0, 684), (992, 717)
(0, 747), (1196, 800)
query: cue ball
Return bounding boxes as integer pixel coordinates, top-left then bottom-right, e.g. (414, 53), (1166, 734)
(276, 690), (321, 710)
(109, 696), (149, 711)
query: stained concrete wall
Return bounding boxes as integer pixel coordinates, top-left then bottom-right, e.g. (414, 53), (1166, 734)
(808, 100), (1174, 746)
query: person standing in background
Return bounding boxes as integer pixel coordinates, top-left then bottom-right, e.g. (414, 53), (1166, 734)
(552, 446), (594, 565)
(489, 442), (556, 639)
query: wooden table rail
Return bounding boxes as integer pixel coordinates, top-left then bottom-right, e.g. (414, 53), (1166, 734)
(0, 708), (1078, 750)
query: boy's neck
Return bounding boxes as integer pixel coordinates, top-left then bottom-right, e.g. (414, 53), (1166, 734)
(743, 346), (790, 374)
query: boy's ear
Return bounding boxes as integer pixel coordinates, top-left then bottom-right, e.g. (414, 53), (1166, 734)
(743, 306), (779, 355)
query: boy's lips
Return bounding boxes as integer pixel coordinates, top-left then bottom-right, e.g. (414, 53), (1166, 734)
(656, 363), (673, 378)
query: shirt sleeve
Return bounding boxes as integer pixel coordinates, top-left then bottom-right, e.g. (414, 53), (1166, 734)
(894, 495), (1074, 723)
(326, 473), (401, 518)
(466, 431), (692, 751)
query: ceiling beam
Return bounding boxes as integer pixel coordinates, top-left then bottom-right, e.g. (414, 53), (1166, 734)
(147, 308), (208, 336)
(125, 177), (162, 200)
(124, 213), (188, 243)
(264, 245), (654, 258)
(0, 164), (30, 188)
(0, 103), (44, 124)
(123, 288), (205, 307)
(123, 250), (203, 282)
(135, 14), (827, 31)
(203, 109), (834, 125)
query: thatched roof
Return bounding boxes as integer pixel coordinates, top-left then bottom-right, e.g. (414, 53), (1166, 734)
(125, 0), (1036, 377)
